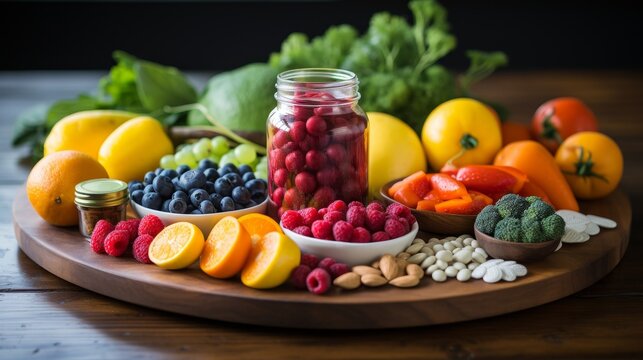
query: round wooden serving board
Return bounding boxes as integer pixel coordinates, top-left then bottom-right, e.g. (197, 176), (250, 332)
(13, 188), (631, 329)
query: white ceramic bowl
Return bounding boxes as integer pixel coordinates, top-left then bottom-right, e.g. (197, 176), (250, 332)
(130, 198), (268, 236)
(282, 222), (419, 266)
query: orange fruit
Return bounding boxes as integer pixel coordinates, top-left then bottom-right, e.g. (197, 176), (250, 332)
(148, 222), (205, 270)
(238, 213), (283, 245)
(200, 216), (252, 279)
(26, 150), (108, 226)
(241, 231), (301, 289)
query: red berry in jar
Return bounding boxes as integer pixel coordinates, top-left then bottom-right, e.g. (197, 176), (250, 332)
(268, 69), (368, 218)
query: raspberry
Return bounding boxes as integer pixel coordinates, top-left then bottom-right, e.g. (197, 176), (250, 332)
(365, 210), (386, 232)
(372, 231), (391, 242)
(332, 221), (353, 242)
(309, 186), (335, 208)
(311, 220), (333, 240)
(317, 257), (336, 272)
(295, 172), (317, 194)
(298, 207), (320, 227)
(138, 215), (164, 237)
(289, 121), (307, 142)
(90, 219), (113, 254)
(406, 214), (417, 226)
(285, 150), (305, 172)
(290, 264), (312, 290)
(328, 200), (347, 213)
(115, 219), (140, 244)
(329, 263), (350, 279)
(305, 115), (327, 136)
(306, 268), (331, 295)
(318, 208), (328, 217)
(398, 217), (410, 233)
(348, 201), (364, 208)
(384, 218), (406, 239)
(293, 226), (313, 237)
(281, 210), (303, 230)
(386, 203), (411, 218)
(323, 210), (344, 224)
(305, 150), (326, 171)
(103, 230), (130, 257)
(132, 234), (154, 264)
(366, 201), (385, 213)
(351, 227), (371, 243)
(273, 168), (288, 188)
(346, 206), (366, 227)
(300, 253), (319, 269)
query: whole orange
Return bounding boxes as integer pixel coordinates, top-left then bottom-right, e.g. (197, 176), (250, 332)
(27, 150), (109, 226)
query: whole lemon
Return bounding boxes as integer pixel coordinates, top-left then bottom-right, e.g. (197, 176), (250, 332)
(27, 150), (109, 226)
(98, 116), (174, 182)
(367, 112), (426, 198)
(44, 110), (138, 159)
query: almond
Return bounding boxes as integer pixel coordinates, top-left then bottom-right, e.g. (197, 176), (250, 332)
(380, 254), (399, 280)
(352, 265), (381, 276)
(389, 275), (420, 288)
(406, 264), (424, 279)
(396, 258), (408, 275)
(361, 274), (387, 287)
(371, 260), (380, 269)
(333, 272), (361, 290)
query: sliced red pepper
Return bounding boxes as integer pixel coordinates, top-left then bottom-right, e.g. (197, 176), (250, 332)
(402, 171), (431, 198)
(455, 165), (518, 195)
(388, 180), (404, 198)
(493, 166), (528, 193)
(393, 183), (421, 208)
(434, 194), (473, 214)
(417, 199), (441, 211)
(430, 174), (468, 200)
(469, 191), (494, 214)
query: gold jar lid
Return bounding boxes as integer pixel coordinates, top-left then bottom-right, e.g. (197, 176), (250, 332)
(75, 178), (129, 208)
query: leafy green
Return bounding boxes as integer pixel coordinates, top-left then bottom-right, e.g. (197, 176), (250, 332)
(46, 95), (102, 128)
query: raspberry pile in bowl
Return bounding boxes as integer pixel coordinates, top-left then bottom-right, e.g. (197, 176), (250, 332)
(280, 200), (416, 243)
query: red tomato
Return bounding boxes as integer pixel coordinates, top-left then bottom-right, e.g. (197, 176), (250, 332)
(531, 97), (599, 152)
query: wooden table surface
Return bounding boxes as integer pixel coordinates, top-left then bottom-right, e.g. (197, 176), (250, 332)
(1, 70), (642, 359)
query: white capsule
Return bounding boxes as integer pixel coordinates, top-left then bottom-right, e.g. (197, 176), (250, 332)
(436, 260), (448, 270)
(426, 264), (440, 275)
(482, 259), (504, 268)
(510, 264), (528, 277)
(420, 255), (436, 269)
(500, 266), (517, 281)
(499, 260), (516, 267)
(456, 269), (472, 282)
(445, 266), (458, 277)
(436, 250), (453, 262)
(471, 265), (487, 279)
(453, 262), (466, 270)
(432, 270), (447, 282)
(483, 266), (503, 283)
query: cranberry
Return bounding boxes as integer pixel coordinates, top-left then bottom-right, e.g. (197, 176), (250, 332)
(309, 186), (336, 209)
(313, 106), (333, 116)
(272, 130), (290, 149)
(284, 188), (305, 209)
(281, 141), (299, 153)
(310, 134), (330, 149)
(272, 187), (285, 207)
(273, 168), (289, 187)
(293, 106), (313, 122)
(295, 172), (317, 194)
(326, 143), (347, 164)
(316, 167), (339, 186)
(341, 180), (362, 201)
(285, 151), (305, 172)
(306, 115), (327, 136)
(270, 149), (286, 170)
(289, 121), (307, 142)
(305, 150), (327, 171)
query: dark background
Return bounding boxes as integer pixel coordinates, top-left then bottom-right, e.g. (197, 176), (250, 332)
(1, 0), (642, 71)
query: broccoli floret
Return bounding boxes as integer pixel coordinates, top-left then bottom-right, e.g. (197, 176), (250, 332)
(475, 205), (501, 235)
(521, 217), (545, 243)
(522, 199), (555, 222)
(525, 196), (541, 204)
(494, 217), (523, 242)
(541, 214), (566, 240)
(495, 194), (529, 219)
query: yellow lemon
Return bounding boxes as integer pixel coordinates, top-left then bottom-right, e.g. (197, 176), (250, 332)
(241, 231), (300, 289)
(367, 112), (426, 198)
(149, 222), (205, 270)
(98, 116), (174, 182)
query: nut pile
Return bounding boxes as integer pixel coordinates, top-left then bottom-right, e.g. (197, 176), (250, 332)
(333, 254), (425, 289)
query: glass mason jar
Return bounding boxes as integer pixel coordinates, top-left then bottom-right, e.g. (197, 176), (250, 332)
(267, 68), (368, 217)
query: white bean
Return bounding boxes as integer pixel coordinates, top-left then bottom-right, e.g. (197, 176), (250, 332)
(453, 249), (473, 264)
(405, 243), (423, 255)
(464, 245), (474, 252)
(483, 266), (503, 283)
(443, 236), (456, 242)
(436, 250), (453, 262)
(420, 255), (436, 269)
(426, 264), (440, 275)
(420, 246), (434, 256)
(474, 247), (488, 257)
(468, 262), (480, 271)
(472, 252), (487, 264)
(456, 269), (472, 282)
(463, 238), (473, 246)
(432, 270), (447, 282)
(445, 266), (458, 277)
(436, 260), (448, 270)
(453, 262), (466, 270)
(443, 242), (456, 252)
(433, 244), (445, 252)
(412, 238), (425, 245)
(407, 253), (428, 264)
(500, 266), (517, 282)
(452, 239), (463, 248)
(452, 247), (461, 254)
(471, 265), (487, 279)
(471, 240), (479, 248)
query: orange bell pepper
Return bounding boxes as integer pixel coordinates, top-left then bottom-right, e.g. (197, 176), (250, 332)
(430, 174), (468, 200)
(393, 183), (421, 208)
(434, 194), (473, 214)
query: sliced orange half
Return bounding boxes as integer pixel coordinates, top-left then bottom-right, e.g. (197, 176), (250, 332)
(238, 213), (283, 245)
(241, 231), (301, 289)
(200, 216), (252, 279)
(148, 222), (205, 270)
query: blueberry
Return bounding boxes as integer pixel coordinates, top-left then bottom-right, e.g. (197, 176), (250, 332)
(190, 189), (210, 207)
(172, 190), (188, 202)
(131, 189), (144, 204)
(161, 199), (171, 212)
(199, 200), (215, 214)
(179, 170), (206, 191)
(203, 181), (216, 194)
(220, 197), (235, 212)
(238, 164), (253, 175)
(188, 188), (199, 196)
(198, 159), (217, 171)
(219, 163), (240, 176)
(190, 209), (202, 215)
(128, 181), (144, 192)
(160, 169), (179, 179)
(143, 184), (155, 194)
(251, 193), (266, 204)
(223, 173), (243, 188)
(176, 164), (191, 176)
(204, 168), (220, 182)
(171, 177), (180, 189)
(153, 175), (174, 198)
(214, 177), (233, 197)
(209, 193), (223, 210)
(142, 192), (162, 210)
(186, 204), (196, 213)
(232, 186), (251, 205)
(143, 171), (156, 185)
(169, 198), (187, 214)
(245, 179), (267, 196)
(242, 172), (255, 183)
(154, 167), (164, 176)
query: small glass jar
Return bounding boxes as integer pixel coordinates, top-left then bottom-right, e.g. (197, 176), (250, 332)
(267, 68), (369, 217)
(75, 178), (129, 238)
